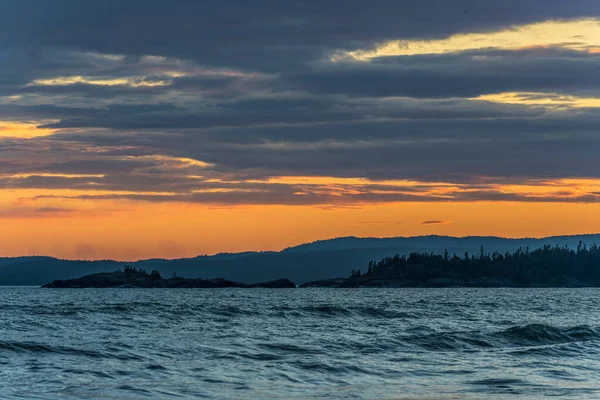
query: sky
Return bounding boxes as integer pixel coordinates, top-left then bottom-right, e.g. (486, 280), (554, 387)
(1, 0), (600, 260)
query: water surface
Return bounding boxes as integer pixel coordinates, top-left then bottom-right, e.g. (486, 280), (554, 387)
(1, 287), (600, 399)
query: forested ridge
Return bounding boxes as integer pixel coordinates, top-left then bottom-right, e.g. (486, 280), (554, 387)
(352, 242), (600, 286)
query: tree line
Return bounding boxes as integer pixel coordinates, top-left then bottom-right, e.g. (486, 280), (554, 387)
(355, 242), (600, 285)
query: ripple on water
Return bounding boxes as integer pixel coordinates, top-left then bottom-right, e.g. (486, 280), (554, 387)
(1, 287), (600, 399)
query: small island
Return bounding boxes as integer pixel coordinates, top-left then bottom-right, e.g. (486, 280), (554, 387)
(43, 266), (296, 288)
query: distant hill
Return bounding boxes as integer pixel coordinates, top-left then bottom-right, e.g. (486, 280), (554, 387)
(2, 234), (599, 285)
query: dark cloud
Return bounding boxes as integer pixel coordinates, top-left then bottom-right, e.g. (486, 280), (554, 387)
(0, 104), (101, 120)
(286, 50), (600, 98)
(2, 1), (598, 71)
(25, 188), (600, 206)
(1, 1), (600, 205)
(36, 95), (545, 131)
(2, 106), (600, 187)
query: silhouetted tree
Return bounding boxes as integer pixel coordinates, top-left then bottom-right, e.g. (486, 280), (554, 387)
(349, 243), (600, 286)
(150, 270), (162, 280)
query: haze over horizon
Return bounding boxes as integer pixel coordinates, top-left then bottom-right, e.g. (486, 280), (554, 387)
(4, 232), (600, 262)
(2, 1), (600, 260)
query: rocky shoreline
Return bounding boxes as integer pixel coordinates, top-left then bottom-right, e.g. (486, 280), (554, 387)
(43, 271), (592, 289)
(300, 276), (592, 288)
(43, 269), (297, 288)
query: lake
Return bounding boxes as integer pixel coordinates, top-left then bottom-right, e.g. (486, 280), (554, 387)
(1, 287), (600, 399)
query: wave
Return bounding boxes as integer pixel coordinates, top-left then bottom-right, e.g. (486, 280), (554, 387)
(404, 331), (494, 351)
(300, 305), (352, 315)
(497, 324), (600, 345)
(0, 340), (144, 361)
(402, 324), (600, 352)
(292, 360), (372, 375)
(355, 306), (419, 319)
(258, 342), (316, 354)
(291, 305), (419, 318)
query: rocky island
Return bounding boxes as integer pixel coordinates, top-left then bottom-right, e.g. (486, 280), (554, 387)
(43, 266), (296, 288)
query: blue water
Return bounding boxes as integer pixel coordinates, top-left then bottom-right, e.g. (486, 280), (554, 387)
(1, 287), (600, 399)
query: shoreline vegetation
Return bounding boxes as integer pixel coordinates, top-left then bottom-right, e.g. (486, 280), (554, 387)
(43, 243), (600, 288)
(303, 243), (600, 288)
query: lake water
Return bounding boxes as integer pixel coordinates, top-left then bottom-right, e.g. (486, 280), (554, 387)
(1, 287), (600, 399)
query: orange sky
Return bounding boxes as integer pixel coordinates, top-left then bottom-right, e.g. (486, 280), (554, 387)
(1, 197), (599, 260)
(2, 170), (600, 260)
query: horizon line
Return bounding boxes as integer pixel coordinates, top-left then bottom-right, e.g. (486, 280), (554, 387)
(3, 232), (599, 263)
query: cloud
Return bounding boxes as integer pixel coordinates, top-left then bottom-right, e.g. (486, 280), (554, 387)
(15, 177), (599, 206)
(287, 50), (600, 98)
(2, 1), (598, 69)
(34, 207), (73, 213)
(422, 220), (452, 225)
(342, 19), (600, 59)
(2, 0), (600, 208)
(472, 92), (600, 109)
(354, 221), (404, 225)
(3, 102), (600, 200)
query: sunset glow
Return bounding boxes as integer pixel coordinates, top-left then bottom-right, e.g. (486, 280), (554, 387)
(2, 3), (599, 260)
(0, 122), (56, 139)
(341, 19), (600, 60)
